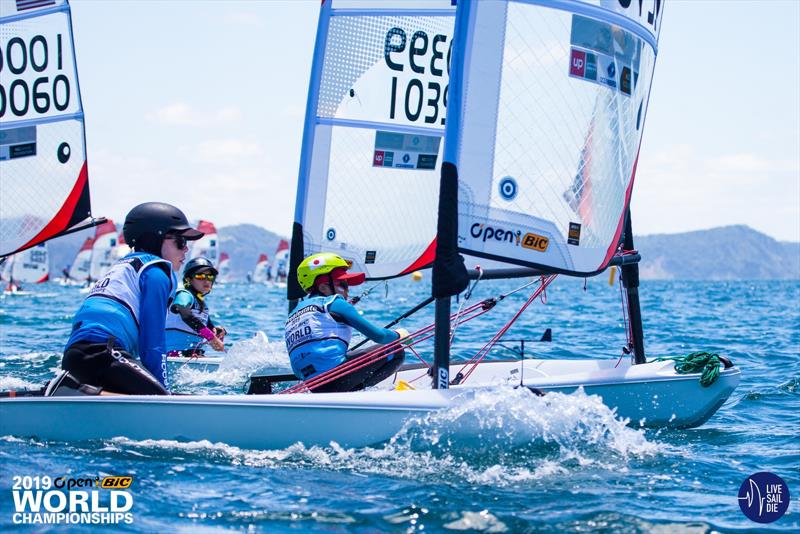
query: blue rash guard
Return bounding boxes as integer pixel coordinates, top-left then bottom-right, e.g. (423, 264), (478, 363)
(65, 254), (175, 388)
(285, 294), (399, 379)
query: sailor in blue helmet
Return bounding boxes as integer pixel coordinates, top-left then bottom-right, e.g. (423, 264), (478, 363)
(164, 257), (226, 356)
(48, 202), (203, 396)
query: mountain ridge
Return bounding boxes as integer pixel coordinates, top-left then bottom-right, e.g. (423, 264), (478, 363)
(39, 224), (800, 282)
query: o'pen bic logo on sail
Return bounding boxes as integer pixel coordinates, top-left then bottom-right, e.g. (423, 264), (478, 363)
(11, 475), (135, 526)
(738, 472), (790, 523)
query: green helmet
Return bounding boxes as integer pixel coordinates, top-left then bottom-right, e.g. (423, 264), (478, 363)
(297, 253), (350, 292)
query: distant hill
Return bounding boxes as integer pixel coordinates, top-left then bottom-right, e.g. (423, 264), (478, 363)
(41, 224), (799, 282)
(217, 224), (286, 280)
(636, 225), (800, 280)
(44, 223), (288, 282)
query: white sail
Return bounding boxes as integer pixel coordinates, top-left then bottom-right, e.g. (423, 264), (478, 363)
(445, 0), (663, 275)
(293, 0), (456, 279)
(252, 254), (270, 283)
(112, 231), (130, 260)
(189, 220), (219, 263)
(271, 239), (289, 281)
(67, 235), (93, 280)
(0, 0), (98, 258)
(10, 243), (49, 283)
(217, 252), (230, 282)
(89, 220), (116, 281)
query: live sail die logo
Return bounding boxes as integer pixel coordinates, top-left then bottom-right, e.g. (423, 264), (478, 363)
(11, 474), (135, 526)
(738, 472), (790, 523)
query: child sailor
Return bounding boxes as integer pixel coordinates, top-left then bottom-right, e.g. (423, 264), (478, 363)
(165, 257), (226, 356)
(285, 253), (408, 392)
(49, 202), (203, 396)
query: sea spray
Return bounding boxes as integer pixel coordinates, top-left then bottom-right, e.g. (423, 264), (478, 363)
(102, 387), (659, 488)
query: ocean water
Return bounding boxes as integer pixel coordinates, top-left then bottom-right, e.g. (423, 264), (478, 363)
(0, 278), (798, 532)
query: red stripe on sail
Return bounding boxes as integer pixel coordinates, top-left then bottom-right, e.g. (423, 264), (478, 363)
(601, 149), (640, 267)
(36, 273), (49, 284)
(197, 220), (217, 235)
(399, 238), (437, 276)
(18, 161), (89, 252)
(94, 219), (116, 238)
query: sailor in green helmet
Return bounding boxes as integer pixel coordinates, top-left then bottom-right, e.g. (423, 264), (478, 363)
(285, 252), (408, 392)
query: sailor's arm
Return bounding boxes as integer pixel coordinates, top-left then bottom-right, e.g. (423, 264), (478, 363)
(138, 266), (172, 389)
(329, 297), (400, 344)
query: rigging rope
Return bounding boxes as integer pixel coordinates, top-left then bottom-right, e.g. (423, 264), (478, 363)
(455, 275), (557, 385)
(651, 352), (726, 387)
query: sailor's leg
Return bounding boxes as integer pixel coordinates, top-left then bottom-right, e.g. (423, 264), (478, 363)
(312, 346), (406, 393)
(63, 342), (168, 395)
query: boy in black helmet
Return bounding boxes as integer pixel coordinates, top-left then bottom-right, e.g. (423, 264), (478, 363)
(50, 202), (203, 396)
(164, 257), (226, 356)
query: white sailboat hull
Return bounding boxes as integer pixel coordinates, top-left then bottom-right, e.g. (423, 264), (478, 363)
(403, 359), (741, 429)
(0, 359), (740, 448)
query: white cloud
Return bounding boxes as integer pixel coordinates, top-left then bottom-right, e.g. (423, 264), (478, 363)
(146, 103), (242, 126)
(222, 12), (263, 28)
(181, 139), (263, 161)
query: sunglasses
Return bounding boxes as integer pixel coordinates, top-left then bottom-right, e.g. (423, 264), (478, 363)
(166, 235), (188, 249)
(193, 273), (216, 281)
(334, 280), (348, 289)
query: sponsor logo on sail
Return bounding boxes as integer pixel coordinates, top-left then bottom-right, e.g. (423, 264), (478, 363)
(470, 223), (549, 253)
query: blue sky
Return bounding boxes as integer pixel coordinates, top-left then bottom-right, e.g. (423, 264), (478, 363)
(68, 0), (799, 242)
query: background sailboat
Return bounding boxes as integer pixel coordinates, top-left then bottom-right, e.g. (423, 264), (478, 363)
(271, 239), (290, 286)
(189, 220), (219, 263)
(217, 252), (231, 283)
(252, 253), (271, 283)
(66, 235), (94, 284)
(88, 219), (117, 282)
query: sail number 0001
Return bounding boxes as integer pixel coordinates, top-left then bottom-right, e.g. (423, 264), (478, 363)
(384, 27), (450, 125)
(0, 34), (71, 118)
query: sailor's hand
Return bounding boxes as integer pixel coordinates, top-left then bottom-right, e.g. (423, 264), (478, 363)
(214, 326), (227, 341)
(394, 328), (412, 345)
(208, 336), (225, 352)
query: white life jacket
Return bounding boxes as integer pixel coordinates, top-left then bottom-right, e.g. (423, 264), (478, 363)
(285, 294), (352, 357)
(86, 253), (177, 325)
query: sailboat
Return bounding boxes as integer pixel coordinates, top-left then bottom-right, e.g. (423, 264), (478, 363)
(217, 252), (231, 283)
(112, 230), (130, 260)
(1, 243), (50, 291)
(271, 239), (290, 287)
(251, 253), (271, 283)
(188, 220), (219, 263)
(1, 0), (739, 449)
(62, 236), (94, 285)
(88, 219), (117, 282)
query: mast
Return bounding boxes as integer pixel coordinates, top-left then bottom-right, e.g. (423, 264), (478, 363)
(431, 163), (469, 389)
(620, 210), (646, 364)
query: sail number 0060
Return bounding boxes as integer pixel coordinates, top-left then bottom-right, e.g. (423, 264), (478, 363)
(0, 34), (71, 118)
(384, 27), (450, 125)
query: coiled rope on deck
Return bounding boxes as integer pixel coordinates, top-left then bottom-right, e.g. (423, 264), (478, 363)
(653, 351), (726, 387)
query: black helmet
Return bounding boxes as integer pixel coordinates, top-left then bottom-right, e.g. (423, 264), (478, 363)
(123, 202), (203, 255)
(183, 257), (219, 280)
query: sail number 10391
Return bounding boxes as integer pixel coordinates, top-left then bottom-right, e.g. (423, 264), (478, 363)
(384, 27), (451, 126)
(0, 33), (71, 118)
